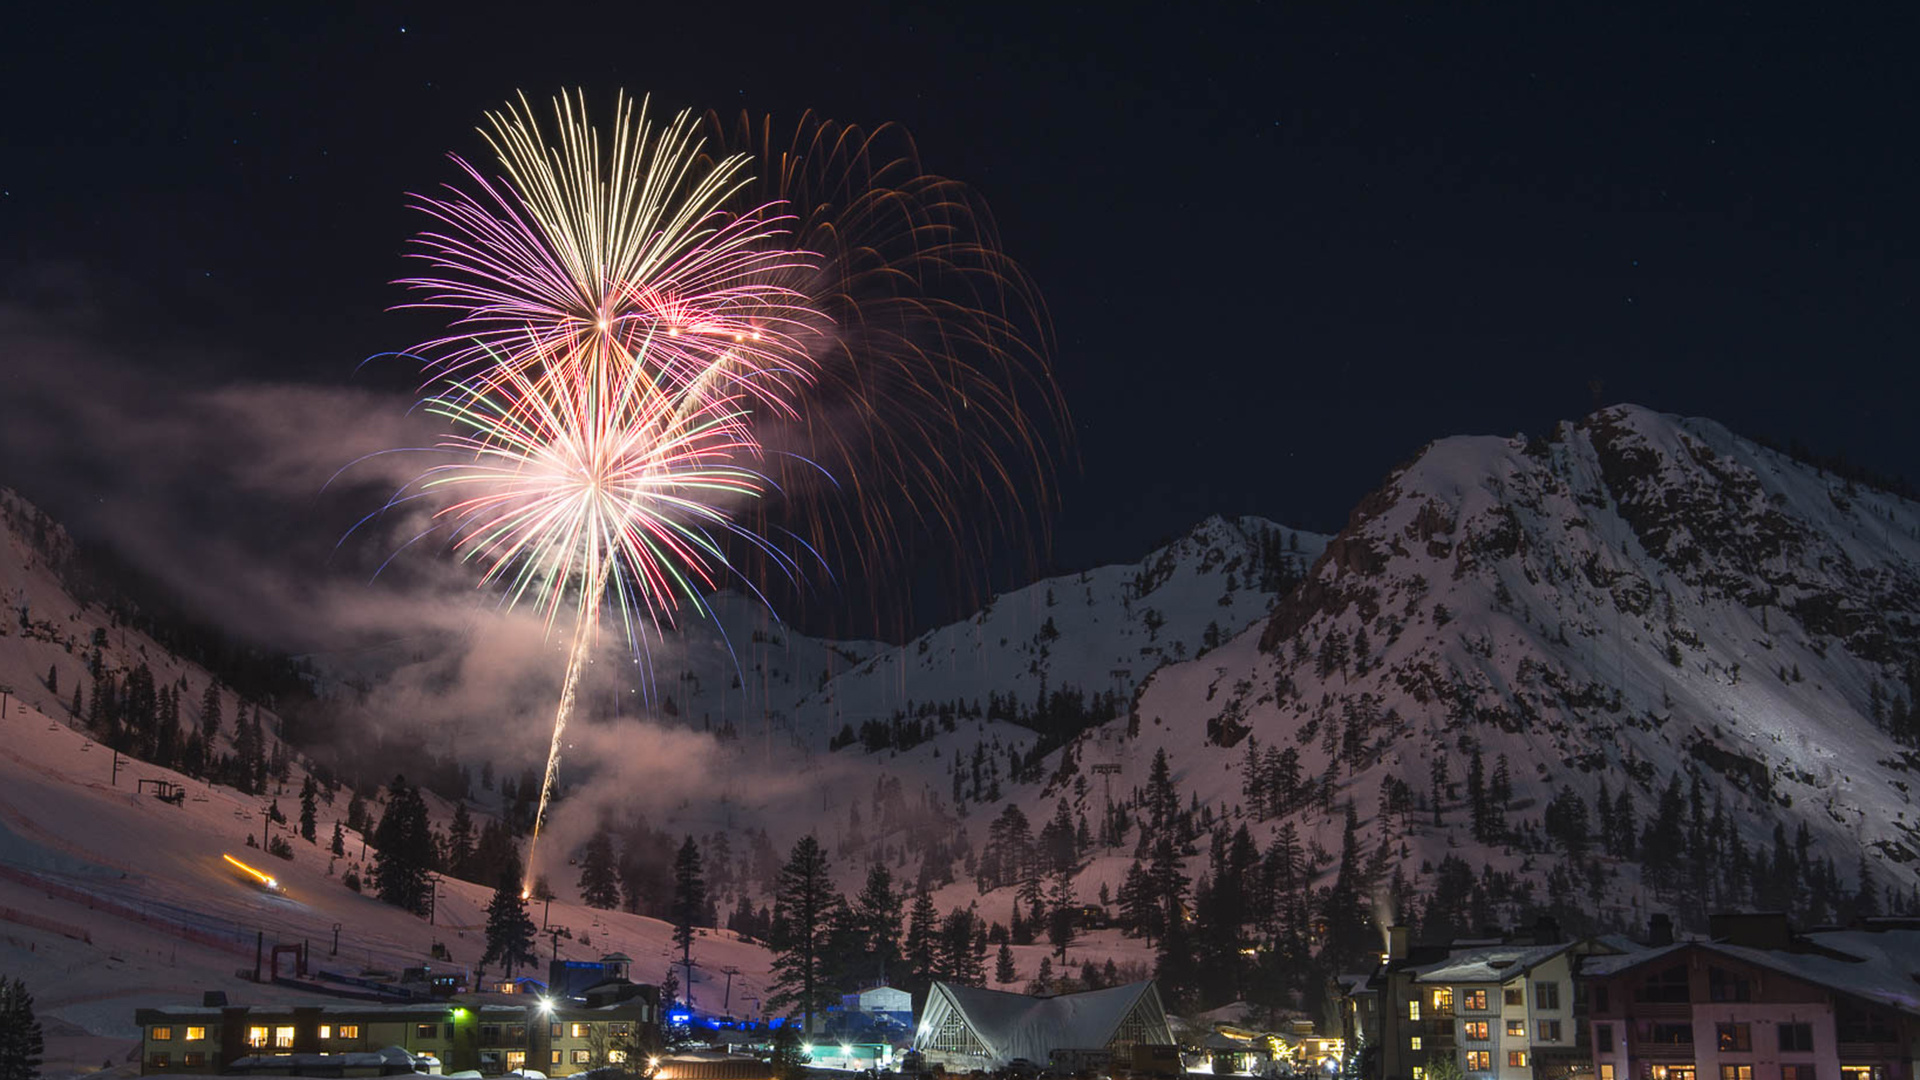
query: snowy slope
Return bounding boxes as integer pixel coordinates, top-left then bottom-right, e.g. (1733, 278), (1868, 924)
(660, 516), (1325, 750)
(1094, 405), (1920, 925)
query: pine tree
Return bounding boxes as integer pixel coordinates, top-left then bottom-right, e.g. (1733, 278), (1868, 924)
(0, 976), (44, 1080)
(480, 876), (539, 979)
(330, 821), (345, 857)
(299, 775), (318, 843)
(768, 835), (836, 1033)
(69, 684), (81, 721)
(199, 682), (222, 748)
(44, 666), (56, 696)
(1466, 745), (1487, 841)
(447, 802), (475, 878)
(671, 836), (707, 978)
(905, 891), (940, 978)
(1145, 748), (1179, 841)
(995, 942), (1017, 985)
(852, 863), (904, 982)
(1046, 868), (1078, 961)
(1027, 955), (1054, 995)
(372, 776), (434, 914)
(578, 828), (622, 910)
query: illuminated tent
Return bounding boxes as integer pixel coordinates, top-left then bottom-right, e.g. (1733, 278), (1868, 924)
(912, 980), (1173, 1071)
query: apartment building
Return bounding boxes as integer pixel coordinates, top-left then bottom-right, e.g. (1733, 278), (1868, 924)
(1354, 922), (1631, 1080)
(1582, 915), (1920, 1080)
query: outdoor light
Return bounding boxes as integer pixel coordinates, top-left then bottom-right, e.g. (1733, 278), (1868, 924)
(538, 998), (554, 1014)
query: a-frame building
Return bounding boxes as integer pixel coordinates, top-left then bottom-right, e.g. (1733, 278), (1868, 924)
(913, 980), (1173, 1072)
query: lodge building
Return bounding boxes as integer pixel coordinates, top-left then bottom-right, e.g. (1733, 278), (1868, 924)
(135, 989), (657, 1075)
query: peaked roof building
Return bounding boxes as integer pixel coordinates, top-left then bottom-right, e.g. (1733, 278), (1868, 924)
(913, 980), (1173, 1071)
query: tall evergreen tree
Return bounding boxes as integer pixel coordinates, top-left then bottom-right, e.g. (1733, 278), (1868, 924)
(480, 876), (539, 979)
(0, 976), (44, 1080)
(372, 775), (434, 914)
(905, 891), (940, 979)
(447, 802), (476, 878)
(995, 942), (1017, 985)
(671, 836), (707, 978)
(768, 835), (836, 1034)
(199, 682), (222, 749)
(578, 827), (622, 910)
(299, 775), (318, 843)
(330, 821), (346, 857)
(852, 863), (905, 982)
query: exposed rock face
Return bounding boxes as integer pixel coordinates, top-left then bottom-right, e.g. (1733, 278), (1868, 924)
(1123, 404), (1920, 922)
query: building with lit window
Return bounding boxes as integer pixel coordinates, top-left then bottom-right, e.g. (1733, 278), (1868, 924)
(1351, 922), (1633, 1080)
(135, 988), (657, 1076)
(1582, 915), (1920, 1080)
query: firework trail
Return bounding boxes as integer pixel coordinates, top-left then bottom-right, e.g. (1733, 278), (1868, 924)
(380, 91), (1062, 889)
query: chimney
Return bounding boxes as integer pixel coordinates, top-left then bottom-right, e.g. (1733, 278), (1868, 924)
(1648, 914), (1674, 947)
(1709, 912), (1792, 950)
(1388, 925), (1411, 961)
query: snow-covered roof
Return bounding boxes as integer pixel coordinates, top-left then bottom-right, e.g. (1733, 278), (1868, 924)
(919, 980), (1170, 1066)
(1411, 942), (1570, 984)
(1580, 930), (1920, 1017)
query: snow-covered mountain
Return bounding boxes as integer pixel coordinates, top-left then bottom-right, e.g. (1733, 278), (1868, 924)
(656, 515), (1326, 750)
(1116, 404), (1920, 926)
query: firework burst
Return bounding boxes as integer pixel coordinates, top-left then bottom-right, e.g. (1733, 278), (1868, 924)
(375, 91), (1061, 888)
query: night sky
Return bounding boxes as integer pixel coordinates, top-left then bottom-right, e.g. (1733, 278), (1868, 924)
(5, 4), (1916, 631)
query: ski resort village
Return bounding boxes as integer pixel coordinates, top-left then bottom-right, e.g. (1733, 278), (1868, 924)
(4, 403), (1920, 1080)
(7, 7), (1918, 1080)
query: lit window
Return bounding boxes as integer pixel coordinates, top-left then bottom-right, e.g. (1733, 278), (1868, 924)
(185, 1027), (206, 1042)
(1534, 981), (1560, 1010)
(610, 1051), (629, 1064)
(416, 1024), (438, 1039)
(572, 1049), (592, 1064)
(1600, 1067), (1615, 1080)
(507, 1052), (527, 1071)
(1509, 1052), (1528, 1068)
(1841, 1069), (1885, 1080)
(248, 1027), (269, 1048)
(1721, 1068), (1753, 1080)
(1506, 1021), (1526, 1038)
(1411, 1037), (1423, 1051)
(551, 1050), (562, 1065)
(183, 1053), (206, 1068)
(1466, 1051), (1492, 1071)
(338, 1025), (360, 1039)
(1718, 1024), (1752, 1052)
(571, 1023), (591, 1039)
(1537, 1020), (1562, 1042)
(611, 1023), (631, 1037)
(1409, 1000), (1422, 1021)
(319, 1026), (331, 1041)
(149, 1052), (171, 1069)
(509, 1025), (525, 1042)
(1413, 1069), (1426, 1080)
(152, 1027), (174, 1041)
(274, 1026), (294, 1050)
(1434, 989), (1455, 1012)
(1464, 1022), (1489, 1041)
(551, 1023), (563, 1038)
(1465, 990), (1487, 1011)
